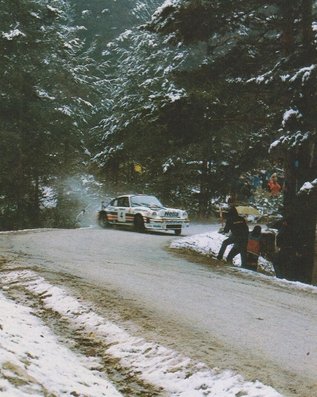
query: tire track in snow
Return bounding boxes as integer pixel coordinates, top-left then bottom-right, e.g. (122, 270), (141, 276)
(0, 269), (283, 397)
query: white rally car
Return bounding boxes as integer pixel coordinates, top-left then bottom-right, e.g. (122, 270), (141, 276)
(97, 194), (189, 235)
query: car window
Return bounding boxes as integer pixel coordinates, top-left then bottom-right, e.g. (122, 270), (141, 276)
(117, 197), (129, 207)
(131, 195), (163, 208)
(110, 199), (118, 207)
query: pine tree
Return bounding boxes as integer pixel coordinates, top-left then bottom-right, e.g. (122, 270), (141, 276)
(0, 0), (96, 229)
(268, 1), (317, 283)
(149, 0), (317, 282)
(88, 2), (186, 195)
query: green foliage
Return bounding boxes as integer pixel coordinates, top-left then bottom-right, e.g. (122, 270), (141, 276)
(1, 0), (316, 261)
(148, 0), (317, 282)
(84, 0), (316, 281)
(0, 0), (97, 229)
(88, 1), (286, 212)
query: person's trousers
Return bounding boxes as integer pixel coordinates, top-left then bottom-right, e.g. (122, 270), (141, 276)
(227, 240), (248, 267)
(217, 235), (235, 259)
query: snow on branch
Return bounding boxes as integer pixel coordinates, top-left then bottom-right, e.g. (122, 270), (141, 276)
(289, 64), (316, 84)
(152, 0), (181, 20)
(282, 108), (302, 128)
(35, 88), (55, 100)
(298, 179), (317, 195)
(56, 105), (72, 116)
(270, 130), (311, 152)
(2, 28), (25, 40)
(46, 5), (62, 16)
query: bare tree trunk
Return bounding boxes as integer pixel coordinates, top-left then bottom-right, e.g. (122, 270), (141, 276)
(312, 222), (317, 285)
(279, 0), (296, 55)
(32, 173), (41, 227)
(278, 0), (317, 284)
(283, 141), (317, 284)
(302, 0), (313, 52)
(198, 160), (209, 218)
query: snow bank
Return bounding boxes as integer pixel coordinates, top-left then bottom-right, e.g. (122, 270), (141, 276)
(170, 231), (275, 275)
(0, 291), (122, 397)
(170, 231), (317, 294)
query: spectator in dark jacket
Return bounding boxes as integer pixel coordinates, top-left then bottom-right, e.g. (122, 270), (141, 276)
(217, 200), (249, 267)
(225, 216), (249, 267)
(217, 198), (238, 260)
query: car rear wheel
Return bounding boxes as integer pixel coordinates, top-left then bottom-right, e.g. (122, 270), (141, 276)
(134, 214), (145, 233)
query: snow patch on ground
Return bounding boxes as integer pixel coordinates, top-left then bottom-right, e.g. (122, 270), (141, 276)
(171, 230), (274, 274)
(0, 269), (283, 397)
(0, 290), (122, 397)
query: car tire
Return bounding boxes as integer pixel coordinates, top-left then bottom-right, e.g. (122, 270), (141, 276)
(174, 228), (182, 236)
(98, 211), (110, 228)
(134, 214), (145, 233)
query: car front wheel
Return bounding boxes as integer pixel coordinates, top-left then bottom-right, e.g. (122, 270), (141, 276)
(174, 228), (182, 236)
(134, 214), (145, 233)
(98, 211), (110, 228)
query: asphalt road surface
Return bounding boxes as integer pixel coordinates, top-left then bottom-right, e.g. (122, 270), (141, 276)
(0, 225), (316, 397)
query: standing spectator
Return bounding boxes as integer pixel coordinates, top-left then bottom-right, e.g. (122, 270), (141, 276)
(260, 170), (269, 190)
(216, 197), (238, 259)
(273, 218), (297, 279)
(226, 196), (238, 219)
(217, 200), (249, 267)
(245, 225), (262, 270)
(251, 174), (261, 190)
(267, 173), (281, 196)
(225, 216), (249, 267)
(240, 178), (253, 202)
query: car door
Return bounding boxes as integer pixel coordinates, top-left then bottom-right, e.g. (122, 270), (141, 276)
(117, 197), (129, 223)
(106, 199), (118, 223)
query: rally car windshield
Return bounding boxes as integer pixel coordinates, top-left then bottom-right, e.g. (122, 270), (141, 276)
(131, 195), (163, 208)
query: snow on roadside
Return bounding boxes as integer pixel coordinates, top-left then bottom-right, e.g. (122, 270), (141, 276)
(1, 270), (283, 397)
(0, 291), (122, 397)
(171, 230), (275, 275)
(170, 231), (317, 293)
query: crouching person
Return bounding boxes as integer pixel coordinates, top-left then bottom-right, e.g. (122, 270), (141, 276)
(245, 225), (262, 271)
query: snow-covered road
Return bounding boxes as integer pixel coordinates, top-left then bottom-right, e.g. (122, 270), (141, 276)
(0, 225), (316, 397)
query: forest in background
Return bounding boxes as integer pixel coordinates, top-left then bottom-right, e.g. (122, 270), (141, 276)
(0, 0), (316, 283)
